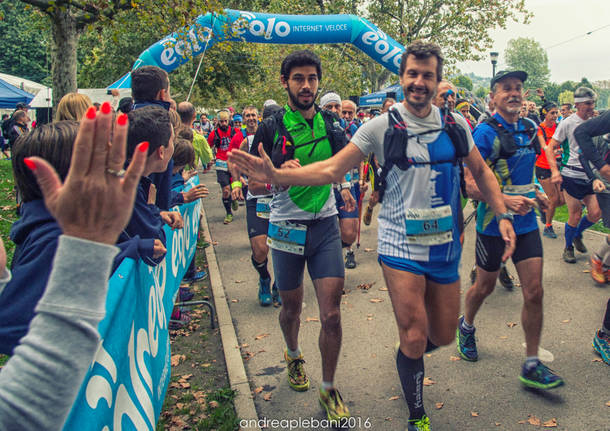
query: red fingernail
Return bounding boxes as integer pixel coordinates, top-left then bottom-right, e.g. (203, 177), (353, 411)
(86, 106), (96, 120)
(117, 113), (128, 126)
(101, 101), (112, 114)
(23, 158), (36, 171)
(139, 141), (149, 153)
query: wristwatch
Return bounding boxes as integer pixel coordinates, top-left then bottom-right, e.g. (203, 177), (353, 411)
(496, 212), (514, 224)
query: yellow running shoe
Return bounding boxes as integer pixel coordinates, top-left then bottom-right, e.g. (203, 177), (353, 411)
(284, 350), (309, 391)
(319, 387), (350, 422)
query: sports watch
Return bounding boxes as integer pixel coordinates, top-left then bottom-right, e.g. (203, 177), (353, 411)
(496, 212), (514, 224)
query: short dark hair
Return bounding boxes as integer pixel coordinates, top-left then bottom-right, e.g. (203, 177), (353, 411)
(177, 102), (196, 124)
(399, 40), (444, 82)
(127, 106), (172, 159)
(118, 97), (133, 114)
(172, 138), (195, 168)
(561, 103), (572, 109)
(177, 127), (193, 142)
(13, 121), (78, 202)
(281, 50), (322, 81)
(131, 66), (169, 102)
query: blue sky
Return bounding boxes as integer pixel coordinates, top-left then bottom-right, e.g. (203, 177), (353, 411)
(457, 0), (610, 83)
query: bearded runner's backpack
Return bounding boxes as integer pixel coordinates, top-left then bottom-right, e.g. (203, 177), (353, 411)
(268, 106), (347, 168)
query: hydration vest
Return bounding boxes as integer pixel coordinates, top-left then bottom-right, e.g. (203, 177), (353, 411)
(269, 106), (347, 168)
(483, 117), (539, 164)
(377, 108), (470, 204)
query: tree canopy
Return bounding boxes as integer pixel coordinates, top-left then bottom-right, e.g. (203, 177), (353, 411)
(505, 37), (550, 90)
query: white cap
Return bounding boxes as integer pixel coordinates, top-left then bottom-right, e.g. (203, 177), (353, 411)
(320, 92), (341, 108)
(263, 99), (278, 108)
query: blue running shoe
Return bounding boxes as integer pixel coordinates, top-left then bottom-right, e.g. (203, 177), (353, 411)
(543, 225), (557, 239)
(258, 277), (272, 306)
(519, 360), (564, 389)
(456, 316), (478, 361)
(183, 270), (208, 283)
(593, 329), (610, 365)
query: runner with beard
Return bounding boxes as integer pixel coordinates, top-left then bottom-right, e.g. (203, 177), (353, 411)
(229, 41), (515, 431)
(209, 110), (239, 224)
(238, 50), (354, 422)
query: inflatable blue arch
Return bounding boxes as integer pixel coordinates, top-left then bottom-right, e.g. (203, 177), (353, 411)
(109, 9), (406, 88)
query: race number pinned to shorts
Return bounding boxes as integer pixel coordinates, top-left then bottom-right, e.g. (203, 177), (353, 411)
(267, 221), (307, 255)
(256, 197), (272, 219)
(404, 205), (453, 246)
(215, 159), (228, 171)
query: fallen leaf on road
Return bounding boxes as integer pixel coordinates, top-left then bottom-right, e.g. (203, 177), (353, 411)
(305, 317), (319, 322)
(582, 270), (590, 273)
(506, 322), (518, 328)
(471, 411), (479, 417)
(211, 241), (218, 246)
(370, 298), (383, 303)
(499, 336), (508, 340)
(592, 358), (602, 362)
(254, 387), (263, 394)
(171, 354), (185, 366)
(263, 393), (272, 401)
(179, 382), (190, 388)
(231, 299), (239, 303)
(235, 280), (244, 284)
(180, 374), (193, 380)
(423, 377), (435, 386)
(527, 415), (541, 426)
(435, 402), (444, 409)
(388, 396), (400, 401)
(561, 319), (571, 323)
(201, 363), (211, 367)
(450, 356), (461, 361)
(357, 282), (375, 290)
(255, 333), (270, 340)
(495, 423), (501, 426)
(379, 287), (388, 291)
(367, 317), (373, 321)
(175, 402), (184, 409)
(364, 248), (375, 252)
(241, 343), (249, 348)
(542, 418), (558, 427)
(606, 401), (610, 407)
(518, 420), (526, 424)
(209, 400), (219, 408)
(371, 353), (376, 358)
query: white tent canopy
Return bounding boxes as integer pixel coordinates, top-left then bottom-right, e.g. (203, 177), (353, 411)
(0, 73), (132, 109)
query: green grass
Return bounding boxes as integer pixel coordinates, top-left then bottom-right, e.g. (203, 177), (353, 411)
(547, 205), (610, 234)
(0, 160), (16, 266)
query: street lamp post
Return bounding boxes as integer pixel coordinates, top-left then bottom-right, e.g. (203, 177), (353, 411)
(490, 51), (499, 77)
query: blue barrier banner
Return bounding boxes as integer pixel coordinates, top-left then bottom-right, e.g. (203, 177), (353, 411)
(63, 178), (202, 430)
(109, 9), (405, 88)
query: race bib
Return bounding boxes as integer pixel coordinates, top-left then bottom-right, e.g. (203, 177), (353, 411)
(215, 159), (228, 171)
(267, 221), (307, 255)
(404, 205), (453, 246)
(256, 197), (272, 219)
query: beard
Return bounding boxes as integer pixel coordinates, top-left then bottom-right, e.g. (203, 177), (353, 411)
(404, 84), (434, 111)
(287, 86), (316, 110)
(219, 124), (228, 131)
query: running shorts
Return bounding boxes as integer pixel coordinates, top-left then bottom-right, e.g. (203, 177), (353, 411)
(561, 175), (594, 200)
(535, 166), (552, 181)
(216, 170), (231, 188)
(272, 216), (344, 291)
(475, 229), (542, 272)
(378, 254), (460, 284)
(246, 198), (269, 238)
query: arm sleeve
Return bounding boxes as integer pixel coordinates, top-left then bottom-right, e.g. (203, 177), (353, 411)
(0, 235), (118, 431)
(574, 110), (610, 171)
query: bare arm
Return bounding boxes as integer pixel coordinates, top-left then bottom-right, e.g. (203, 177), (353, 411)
(229, 142), (366, 187)
(546, 138), (562, 184)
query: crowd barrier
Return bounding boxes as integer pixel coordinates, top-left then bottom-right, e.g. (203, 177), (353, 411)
(63, 177), (202, 430)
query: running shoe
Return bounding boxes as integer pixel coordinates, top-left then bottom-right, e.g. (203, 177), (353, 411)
(284, 349), (309, 391)
(231, 199), (239, 211)
(363, 205), (373, 226)
(590, 255), (607, 284)
(258, 277), (272, 306)
(456, 316), (478, 361)
(562, 247), (576, 263)
(407, 415), (431, 431)
(498, 265), (514, 289)
(183, 270), (208, 283)
(179, 286), (194, 302)
(593, 329), (610, 364)
(543, 225), (557, 239)
(223, 214), (233, 224)
(573, 235), (588, 253)
(519, 360), (564, 389)
(169, 309), (191, 330)
(345, 250), (356, 269)
(319, 387), (350, 422)
(271, 282), (282, 307)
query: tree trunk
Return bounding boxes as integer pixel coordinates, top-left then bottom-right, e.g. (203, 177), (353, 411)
(51, 9), (78, 113)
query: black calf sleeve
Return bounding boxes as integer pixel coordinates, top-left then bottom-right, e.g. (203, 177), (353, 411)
(251, 255), (270, 280)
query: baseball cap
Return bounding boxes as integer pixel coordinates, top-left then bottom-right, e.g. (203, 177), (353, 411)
(490, 70), (528, 89)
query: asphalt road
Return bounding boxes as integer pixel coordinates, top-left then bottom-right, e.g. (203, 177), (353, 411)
(201, 170), (609, 431)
